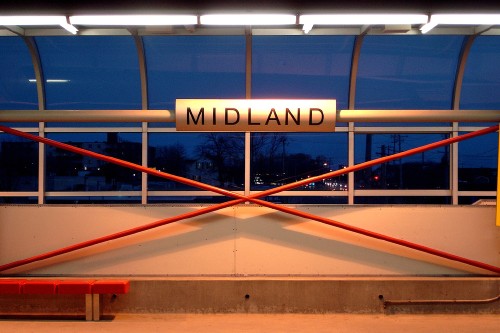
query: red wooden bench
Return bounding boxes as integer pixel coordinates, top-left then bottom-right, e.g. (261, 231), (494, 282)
(0, 279), (130, 320)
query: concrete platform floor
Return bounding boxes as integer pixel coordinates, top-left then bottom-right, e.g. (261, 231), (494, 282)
(1, 314), (499, 333)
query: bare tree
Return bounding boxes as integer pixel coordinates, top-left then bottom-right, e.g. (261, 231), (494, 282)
(197, 133), (244, 188)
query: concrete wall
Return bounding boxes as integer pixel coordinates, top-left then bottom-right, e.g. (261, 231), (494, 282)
(0, 204), (499, 276)
(1, 277), (498, 314)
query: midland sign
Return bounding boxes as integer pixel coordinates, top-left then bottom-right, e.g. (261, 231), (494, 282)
(175, 99), (336, 132)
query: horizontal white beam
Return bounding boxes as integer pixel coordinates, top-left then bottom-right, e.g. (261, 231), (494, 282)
(1, 109), (500, 124)
(337, 110), (500, 123)
(0, 110), (174, 122)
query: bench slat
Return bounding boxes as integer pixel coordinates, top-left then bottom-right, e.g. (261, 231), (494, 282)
(1, 279), (131, 294)
(23, 280), (57, 294)
(57, 280), (95, 294)
(0, 279), (26, 294)
(92, 280), (130, 294)
(0, 278), (129, 321)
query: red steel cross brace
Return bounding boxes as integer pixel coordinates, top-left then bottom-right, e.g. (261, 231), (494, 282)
(0, 124), (499, 274)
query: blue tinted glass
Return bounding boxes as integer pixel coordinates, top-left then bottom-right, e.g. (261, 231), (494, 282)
(46, 133), (141, 192)
(461, 36), (500, 110)
(148, 132), (245, 192)
(354, 133), (449, 190)
(144, 36), (245, 111)
(0, 37), (38, 110)
(356, 36), (464, 111)
(458, 131), (497, 191)
(0, 133), (38, 191)
(36, 36), (141, 110)
(250, 36), (352, 196)
(252, 36), (354, 111)
(250, 133), (348, 191)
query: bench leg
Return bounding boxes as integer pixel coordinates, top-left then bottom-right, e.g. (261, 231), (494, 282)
(85, 294), (93, 321)
(92, 294), (101, 321)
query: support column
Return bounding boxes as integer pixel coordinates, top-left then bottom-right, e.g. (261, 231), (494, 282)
(347, 34), (365, 204)
(22, 36), (46, 204)
(132, 32), (149, 204)
(245, 27), (252, 199)
(92, 294), (101, 321)
(85, 294), (93, 321)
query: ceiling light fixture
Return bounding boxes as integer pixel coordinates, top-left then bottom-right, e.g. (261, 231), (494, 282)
(0, 16), (78, 34)
(421, 14), (500, 34)
(299, 14), (428, 33)
(200, 14), (296, 25)
(69, 15), (198, 26)
(60, 21), (78, 34)
(420, 22), (438, 34)
(302, 23), (314, 34)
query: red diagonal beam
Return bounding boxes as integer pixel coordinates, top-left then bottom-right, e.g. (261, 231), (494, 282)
(253, 199), (500, 274)
(0, 199), (243, 272)
(0, 125), (498, 274)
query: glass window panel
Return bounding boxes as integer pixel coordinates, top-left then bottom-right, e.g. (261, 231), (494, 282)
(0, 37), (39, 127)
(250, 36), (352, 198)
(0, 133), (38, 191)
(252, 35), (354, 111)
(144, 36), (246, 112)
(0, 37), (38, 110)
(461, 36), (500, 109)
(460, 36), (500, 126)
(458, 131), (497, 191)
(250, 133), (348, 192)
(46, 133), (141, 192)
(250, 36), (354, 203)
(356, 35), (464, 126)
(354, 133), (450, 190)
(148, 132), (245, 192)
(36, 36), (141, 110)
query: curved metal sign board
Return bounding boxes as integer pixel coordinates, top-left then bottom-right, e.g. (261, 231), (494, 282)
(175, 99), (336, 132)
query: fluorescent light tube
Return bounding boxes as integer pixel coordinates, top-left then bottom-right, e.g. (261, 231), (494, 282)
(0, 16), (65, 25)
(70, 15), (198, 26)
(420, 14), (500, 34)
(0, 15), (77, 34)
(430, 14), (500, 25)
(200, 14), (296, 25)
(299, 14), (429, 26)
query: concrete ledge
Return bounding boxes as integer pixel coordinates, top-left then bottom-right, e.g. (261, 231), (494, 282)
(1, 277), (499, 315)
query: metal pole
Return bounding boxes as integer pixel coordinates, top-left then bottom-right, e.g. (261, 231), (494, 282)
(0, 110), (174, 123)
(1, 109), (500, 123)
(337, 109), (500, 123)
(0, 199), (245, 273)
